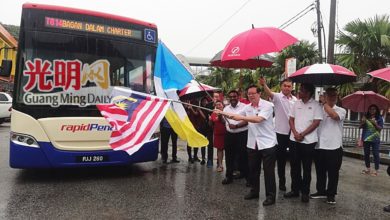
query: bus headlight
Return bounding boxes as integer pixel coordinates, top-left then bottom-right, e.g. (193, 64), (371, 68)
(11, 132), (39, 148)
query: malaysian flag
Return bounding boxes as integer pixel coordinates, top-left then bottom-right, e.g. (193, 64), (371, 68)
(97, 88), (170, 155)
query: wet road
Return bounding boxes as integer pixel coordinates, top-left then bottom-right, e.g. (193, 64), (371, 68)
(0, 123), (389, 219)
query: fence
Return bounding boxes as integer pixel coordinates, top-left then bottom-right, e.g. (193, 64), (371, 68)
(342, 121), (390, 149)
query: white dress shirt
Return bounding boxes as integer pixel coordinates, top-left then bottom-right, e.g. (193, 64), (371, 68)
(289, 98), (323, 144)
(224, 102), (248, 133)
(318, 105), (346, 150)
(239, 99), (277, 150)
(272, 92), (297, 135)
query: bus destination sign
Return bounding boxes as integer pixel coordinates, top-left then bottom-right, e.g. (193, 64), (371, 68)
(45, 17), (142, 40)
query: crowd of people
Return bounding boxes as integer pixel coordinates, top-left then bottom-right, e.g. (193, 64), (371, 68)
(159, 77), (386, 208)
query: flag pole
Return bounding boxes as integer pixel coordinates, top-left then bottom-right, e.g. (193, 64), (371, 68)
(170, 99), (214, 112)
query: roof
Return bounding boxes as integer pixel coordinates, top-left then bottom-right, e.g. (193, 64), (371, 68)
(176, 54), (211, 66)
(0, 24), (18, 47)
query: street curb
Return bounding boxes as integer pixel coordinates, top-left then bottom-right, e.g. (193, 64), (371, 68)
(343, 147), (390, 165)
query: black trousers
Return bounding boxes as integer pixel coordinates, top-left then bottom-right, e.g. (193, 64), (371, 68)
(224, 130), (248, 179)
(160, 127), (178, 160)
(315, 148), (343, 196)
(207, 129), (214, 161)
(247, 147), (276, 198)
(289, 141), (316, 195)
(276, 133), (290, 187)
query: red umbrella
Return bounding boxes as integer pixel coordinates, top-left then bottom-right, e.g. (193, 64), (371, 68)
(288, 63), (356, 85)
(341, 91), (390, 112)
(367, 67), (390, 82)
(179, 80), (220, 100)
(221, 27), (298, 61)
(210, 50), (274, 69)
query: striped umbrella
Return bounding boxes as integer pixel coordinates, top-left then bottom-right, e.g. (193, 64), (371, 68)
(178, 80), (220, 100)
(288, 63), (356, 85)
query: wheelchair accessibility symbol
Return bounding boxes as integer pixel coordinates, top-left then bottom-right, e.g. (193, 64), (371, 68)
(144, 29), (156, 43)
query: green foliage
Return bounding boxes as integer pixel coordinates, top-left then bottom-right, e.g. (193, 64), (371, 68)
(336, 14), (390, 97)
(258, 40), (319, 92)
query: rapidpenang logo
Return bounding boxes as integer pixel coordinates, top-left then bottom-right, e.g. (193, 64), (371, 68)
(61, 123), (112, 132)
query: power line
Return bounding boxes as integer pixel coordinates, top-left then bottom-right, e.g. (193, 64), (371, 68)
(279, 3), (315, 29)
(186, 0), (252, 55)
(279, 6), (315, 30)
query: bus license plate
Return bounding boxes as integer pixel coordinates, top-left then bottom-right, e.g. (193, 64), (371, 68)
(76, 155), (108, 163)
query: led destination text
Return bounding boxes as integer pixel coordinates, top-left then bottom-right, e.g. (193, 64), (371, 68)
(45, 17), (142, 39)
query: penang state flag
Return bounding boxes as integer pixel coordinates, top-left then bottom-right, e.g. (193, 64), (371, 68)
(97, 87), (170, 155)
(154, 41), (208, 147)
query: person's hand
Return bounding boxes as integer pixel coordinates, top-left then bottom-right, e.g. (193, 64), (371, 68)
(228, 124), (236, 129)
(361, 115), (367, 124)
(368, 118), (377, 125)
(214, 109), (223, 115)
(293, 132), (304, 142)
(259, 77), (266, 86)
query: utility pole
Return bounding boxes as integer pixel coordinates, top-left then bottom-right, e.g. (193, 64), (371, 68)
(316, 0), (323, 63)
(327, 0), (337, 64)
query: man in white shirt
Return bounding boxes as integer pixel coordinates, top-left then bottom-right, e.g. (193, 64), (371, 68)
(284, 83), (323, 203)
(222, 90), (248, 185)
(215, 85), (277, 206)
(310, 88), (345, 205)
(259, 77), (297, 191)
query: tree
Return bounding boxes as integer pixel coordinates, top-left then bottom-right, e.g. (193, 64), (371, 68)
(259, 40), (319, 93)
(336, 15), (390, 97)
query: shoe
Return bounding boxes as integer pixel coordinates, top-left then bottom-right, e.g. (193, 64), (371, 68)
(284, 191), (299, 198)
(233, 174), (245, 179)
(200, 160), (206, 165)
(217, 166), (223, 172)
(370, 171), (378, 176)
(206, 160), (213, 168)
(262, 197), (275, 206)
(310, 192), (327, 199)
(244, 192), (259, 200)
(279, 185), (287, 191)
(188, 158), (194, 164)
(193, 157), (201, 162)
(171, 159), (180, 163)
(384, 205), (390, 212)
(361, 169), (370, 175)
(222, 178), (233, 185)
(162, 160), (168, 164)
(326, 196), (336, 204)
(301, 194), (310, 203)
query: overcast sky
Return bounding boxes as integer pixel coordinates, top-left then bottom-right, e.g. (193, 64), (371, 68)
(1, 0), (389, 59)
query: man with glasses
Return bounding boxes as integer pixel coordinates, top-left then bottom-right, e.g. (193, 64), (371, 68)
(259, 77), (297, 191)
(284, 83), (322, 203)
(221, 90), (248, 185)
(215, 85), (277, 206)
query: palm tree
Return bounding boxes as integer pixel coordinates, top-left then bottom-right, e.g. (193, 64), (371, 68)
(260, 40), (319, 93)
(198, 67), (238, 94)
(336, 15), (390, 96)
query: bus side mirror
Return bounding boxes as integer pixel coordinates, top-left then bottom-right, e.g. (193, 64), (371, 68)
(0, 60), (12, 77)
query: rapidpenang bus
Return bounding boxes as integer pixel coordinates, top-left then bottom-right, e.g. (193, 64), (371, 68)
(6, 3), (159, 168)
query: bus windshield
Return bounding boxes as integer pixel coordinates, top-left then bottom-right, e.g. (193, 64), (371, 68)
(14, 24), (156, 118)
